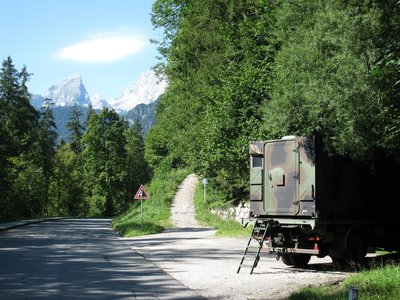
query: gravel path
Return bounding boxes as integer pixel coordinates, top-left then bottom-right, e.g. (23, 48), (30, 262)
(170, 174), (201, 228)
(121, 174), (348, 299)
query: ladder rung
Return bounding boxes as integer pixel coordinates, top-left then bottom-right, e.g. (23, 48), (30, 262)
(246, 246), (260, 250)
(243, 253), (258, 257)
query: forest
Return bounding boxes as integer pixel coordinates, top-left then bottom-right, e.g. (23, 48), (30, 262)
(1, 0), (399, 219)
(146, 0), (400, 203)
(0, 57), (150, 220)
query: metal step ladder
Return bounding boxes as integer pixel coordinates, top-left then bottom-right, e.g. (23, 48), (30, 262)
(237, 219), (270, 274)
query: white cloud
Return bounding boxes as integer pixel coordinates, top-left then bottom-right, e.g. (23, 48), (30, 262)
(56, 34), (147, 63)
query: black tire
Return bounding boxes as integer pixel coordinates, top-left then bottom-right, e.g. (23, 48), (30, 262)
(281, 253), (311, 267)
(344, 232), (367, 269)
(332, 231), (367, 271)
(281, 253), (294, 266)
(345, 232), (367, 262)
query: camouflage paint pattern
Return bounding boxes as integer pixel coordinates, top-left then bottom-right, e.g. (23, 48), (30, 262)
(250, 136), (316, 217)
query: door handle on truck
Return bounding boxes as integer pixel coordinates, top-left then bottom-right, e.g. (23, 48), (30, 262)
(277, 174), (285, 186)
(312, 184), (315, 199)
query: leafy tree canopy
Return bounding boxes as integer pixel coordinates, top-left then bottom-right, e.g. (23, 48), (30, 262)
(148, 0), (400, 203)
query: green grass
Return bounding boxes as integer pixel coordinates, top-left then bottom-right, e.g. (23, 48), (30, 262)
(193, 180), (252, 237)
(112, 169), (189, 237)
(289, 263), (400, 300)
(113, 170), (252, 237)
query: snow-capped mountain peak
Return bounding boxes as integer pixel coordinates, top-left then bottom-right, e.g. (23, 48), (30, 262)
(109, 70), (168, 112)
(91, 93), (112, 110)
(30, 69), (167, 113)
(46, 74), (91, 107)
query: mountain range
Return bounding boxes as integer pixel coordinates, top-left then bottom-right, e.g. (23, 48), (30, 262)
(30, 70), (167, 141)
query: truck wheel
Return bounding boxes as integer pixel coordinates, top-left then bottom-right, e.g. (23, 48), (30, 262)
(281, 253), (294, 266)
(281, 253), (311, 267)
(344, 232), (367, 267)
(291, 254), (311, 267)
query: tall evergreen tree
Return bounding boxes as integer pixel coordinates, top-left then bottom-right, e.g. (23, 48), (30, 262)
(0, 57), (38, 154)
(67, 104), (84, 154)
(35, 98), (57, 215)
(0, 56), (40, 218)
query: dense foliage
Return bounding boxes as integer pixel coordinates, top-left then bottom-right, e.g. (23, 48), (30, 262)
(147, 0), (400, 204)
(0, 57), (150, 220)
(2, 0), (399, 219)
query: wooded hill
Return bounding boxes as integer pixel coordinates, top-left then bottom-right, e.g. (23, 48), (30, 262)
(0, 57), (151, 219)
(146, 0), (400, 204)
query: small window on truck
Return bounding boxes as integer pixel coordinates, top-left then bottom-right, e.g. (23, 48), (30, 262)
(251, 156), (263, 168)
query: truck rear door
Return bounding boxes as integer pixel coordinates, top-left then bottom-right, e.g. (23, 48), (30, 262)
(264, 138), (300, 216)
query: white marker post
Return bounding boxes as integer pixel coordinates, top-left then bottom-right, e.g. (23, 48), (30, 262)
(202, 178), (208, 203)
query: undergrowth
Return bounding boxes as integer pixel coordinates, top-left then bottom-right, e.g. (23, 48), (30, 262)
(193, 179), (251, 237)
(112, 169), (189, 237)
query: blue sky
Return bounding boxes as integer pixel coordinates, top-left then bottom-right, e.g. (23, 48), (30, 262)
(0, 0), (161, 100)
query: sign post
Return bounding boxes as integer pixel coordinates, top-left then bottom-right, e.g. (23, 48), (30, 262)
(202, 178), (208, 203)
(134, 184), (150, 231)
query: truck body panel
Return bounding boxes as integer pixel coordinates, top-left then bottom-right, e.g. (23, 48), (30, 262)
(248, 136), (400, 265)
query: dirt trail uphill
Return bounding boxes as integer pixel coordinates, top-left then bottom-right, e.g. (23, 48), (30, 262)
(121, 174), (347, 300)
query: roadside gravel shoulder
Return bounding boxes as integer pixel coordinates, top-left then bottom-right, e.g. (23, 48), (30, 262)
(121, 174), (348, 299)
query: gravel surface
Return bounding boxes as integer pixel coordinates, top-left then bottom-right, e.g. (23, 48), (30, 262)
(121, 174), (348, 300)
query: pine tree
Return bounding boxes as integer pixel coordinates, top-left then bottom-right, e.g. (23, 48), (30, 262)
(0, 56), (40, 218)
(35, 98), (57, 215)
(0, 57), (38, 154)
(67, 104), (84, 154)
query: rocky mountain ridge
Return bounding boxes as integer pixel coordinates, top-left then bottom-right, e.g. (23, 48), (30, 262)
(30, 70), (166, 141)
(31, 70), (167, 112)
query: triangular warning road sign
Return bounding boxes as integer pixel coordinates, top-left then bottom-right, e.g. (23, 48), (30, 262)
(134, 184), (150, 200)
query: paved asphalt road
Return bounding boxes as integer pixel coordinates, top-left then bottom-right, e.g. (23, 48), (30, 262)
(0, 218), (204, 300)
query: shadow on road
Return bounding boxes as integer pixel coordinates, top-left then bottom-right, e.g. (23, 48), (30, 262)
(0, 218), (205, 300)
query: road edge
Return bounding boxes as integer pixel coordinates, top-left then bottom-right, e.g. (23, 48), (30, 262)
(0, 217), (66, 232)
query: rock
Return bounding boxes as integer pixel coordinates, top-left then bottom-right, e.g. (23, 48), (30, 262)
(210, 202), (250, 224)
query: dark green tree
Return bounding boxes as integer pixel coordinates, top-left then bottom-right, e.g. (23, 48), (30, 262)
(0, 57), (38, 154)
(85, 102), (95, 128)
(126, 121), (151, 200)
(82, 108), (127, 216)
(67, 104), (84, 154)
(0, 56), (40, 218)
(49, 143), (85, 216)
(149, 0), (275, 201)
(261, 0), (400, 162)
(35, 98), (57, 215)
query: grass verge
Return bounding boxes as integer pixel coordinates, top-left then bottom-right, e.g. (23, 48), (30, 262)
(193, 180), (251, 237)
(289, 263), (400, 300)
(112, 169), (189, 237)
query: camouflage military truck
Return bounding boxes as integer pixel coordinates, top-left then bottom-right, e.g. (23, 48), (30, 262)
(246, 135), (400, 267)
